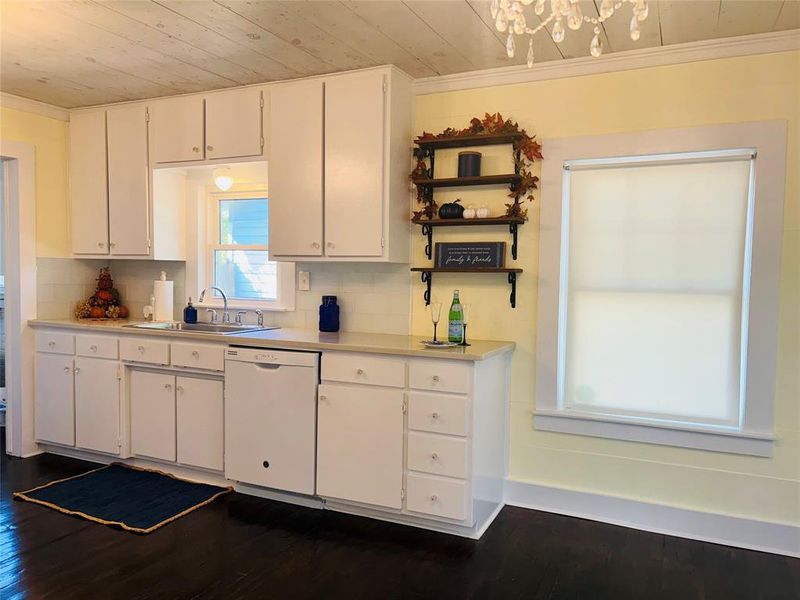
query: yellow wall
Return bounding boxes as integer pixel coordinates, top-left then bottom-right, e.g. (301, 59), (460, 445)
(0, 106), (70, 257)
(413, 51), (800, 525)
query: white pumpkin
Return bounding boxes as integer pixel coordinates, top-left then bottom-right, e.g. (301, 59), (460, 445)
(463, 206), (477, 219)
(476, 206), (491, 218)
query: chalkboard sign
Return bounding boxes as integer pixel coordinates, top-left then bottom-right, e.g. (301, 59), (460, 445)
(434, 242), (506, 269)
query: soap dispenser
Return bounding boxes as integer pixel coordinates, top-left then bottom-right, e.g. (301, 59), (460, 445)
(183, 298), (198, 324)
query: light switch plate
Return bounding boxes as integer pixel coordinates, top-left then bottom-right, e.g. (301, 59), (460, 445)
(298, 271), (310, 291)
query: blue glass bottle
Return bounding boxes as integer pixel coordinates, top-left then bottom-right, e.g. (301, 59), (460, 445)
(319, 296), (340, 332)
(183, 298), (198, 324)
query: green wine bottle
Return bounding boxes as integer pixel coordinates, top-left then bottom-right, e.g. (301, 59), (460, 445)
(448, 289), (463, 343)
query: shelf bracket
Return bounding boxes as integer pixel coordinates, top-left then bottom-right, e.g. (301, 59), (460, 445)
(421, 271), (432, 306)
(421, 223), (433, 260)
(509, 223), (519, 260)
(508, 272), (517, 308)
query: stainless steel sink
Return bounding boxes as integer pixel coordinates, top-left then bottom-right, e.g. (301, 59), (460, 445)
(124, 322), (278, 335)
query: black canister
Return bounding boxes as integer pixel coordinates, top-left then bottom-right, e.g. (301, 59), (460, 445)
(457, 151), (481, 177)
(319, 295), (340, 332)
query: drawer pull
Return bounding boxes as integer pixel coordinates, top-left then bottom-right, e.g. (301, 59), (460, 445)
(74, 367), (81, 375)
(311, 242), (320, 249)
(63, 366), (71, 374)
(192, 350), (200, 358)
(431, 412), (440, 420)
(192, 146), (200, 153)
(206, 145), (214, 151)
(90, 345), (98, 353)
(356, 368), (365, 375)
(430, 495), (438, 502)
(138, 345), (145, 353)
(319, 395), (327, 402)
(48, 341), (55, 348)
(430, 453), (438, 461)
(432, 375), (440, 382)
(164, 383), (172, 391)
(176, 386), (184, 393)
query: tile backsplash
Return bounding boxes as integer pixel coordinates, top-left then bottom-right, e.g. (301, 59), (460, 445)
(36, 258), (410, 335)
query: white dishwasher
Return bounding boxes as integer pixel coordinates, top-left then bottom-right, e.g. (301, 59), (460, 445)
(224, 347), (319, 495)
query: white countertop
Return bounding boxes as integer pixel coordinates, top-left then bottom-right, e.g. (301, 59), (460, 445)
(29, 319), (515, 361)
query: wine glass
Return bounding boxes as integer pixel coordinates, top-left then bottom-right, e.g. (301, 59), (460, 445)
(460, 304), (471, 346)
(430, 302), (442, 342)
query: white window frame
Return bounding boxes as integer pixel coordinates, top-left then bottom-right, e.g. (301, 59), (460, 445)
(195, 187), (295, 312)
(535, 121), (787, 457)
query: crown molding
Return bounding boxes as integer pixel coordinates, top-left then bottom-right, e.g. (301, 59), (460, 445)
(0, 92), (69, 121)
(413, 29), (800, 95)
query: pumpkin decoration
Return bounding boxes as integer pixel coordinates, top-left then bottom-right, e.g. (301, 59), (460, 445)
(477, 206), (491, 219)
(438, 199), (464, 220)
(463, 206), (476, 219)
(75, 267), (129, 320)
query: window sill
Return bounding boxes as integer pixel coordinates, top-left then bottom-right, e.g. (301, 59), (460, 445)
(195, 301), (294, 313)
(533, 409), (775, 457)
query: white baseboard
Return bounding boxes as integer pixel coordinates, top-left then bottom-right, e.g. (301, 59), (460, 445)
(505, 478), (799, 557)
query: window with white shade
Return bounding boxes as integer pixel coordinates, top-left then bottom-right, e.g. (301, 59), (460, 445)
(536, 122), (787, 456)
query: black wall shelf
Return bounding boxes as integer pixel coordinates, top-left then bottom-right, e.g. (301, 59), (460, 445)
(411, 268), (523, 309)
(412, 216), (525, 261)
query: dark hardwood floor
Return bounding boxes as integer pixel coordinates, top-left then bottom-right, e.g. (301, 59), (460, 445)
(2, 438), (798, 600)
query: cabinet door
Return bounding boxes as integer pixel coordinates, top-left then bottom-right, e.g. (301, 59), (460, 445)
(35, 354), (75, 446)
(69, 111), (109, 255)
(268, 80), (324, 257)
(205, 88), (263, 160)
(74, 357), (120, 454)
(107, 104), (150, 256)
(149, 96), (204, 163)
(316, 384), (404, 509)
(176, 377), (223, 471)
(130, 370), (176, 461)
(324, 72), (385, 257)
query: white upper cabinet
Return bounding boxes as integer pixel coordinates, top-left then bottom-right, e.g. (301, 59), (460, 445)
(269, 67), (413, 263)
(149, 95), (205, 163)
(205, 88), (263, 160)
(107, 105), (150, 256)
(268, 79), (324, 257)
(324, 71), (385, 257)
(70, 111), (108, 255)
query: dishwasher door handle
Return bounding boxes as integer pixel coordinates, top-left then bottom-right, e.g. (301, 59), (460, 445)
(253, 362), (282, 370)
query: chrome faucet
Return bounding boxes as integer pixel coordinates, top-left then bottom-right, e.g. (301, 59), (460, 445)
(255, 309), (264, 327)
(199, 286), (230, 323)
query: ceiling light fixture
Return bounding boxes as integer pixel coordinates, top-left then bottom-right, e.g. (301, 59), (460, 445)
(491, 0), (649, 67)
(213, 166), (234, 191)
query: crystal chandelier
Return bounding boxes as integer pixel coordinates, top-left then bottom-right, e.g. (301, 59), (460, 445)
(491, 0), (650, 67)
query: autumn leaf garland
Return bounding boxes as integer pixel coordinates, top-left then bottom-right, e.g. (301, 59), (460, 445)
(412, 112), (542, 220)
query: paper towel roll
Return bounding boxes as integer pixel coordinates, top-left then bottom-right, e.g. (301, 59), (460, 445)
(153, 278), (174, 322)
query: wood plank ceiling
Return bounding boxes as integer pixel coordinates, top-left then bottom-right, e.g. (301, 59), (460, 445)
(0, 0), (797, 108)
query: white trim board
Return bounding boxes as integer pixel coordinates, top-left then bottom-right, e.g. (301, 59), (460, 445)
(505, 478), (800, 558)
(413, 29), (800, 95)
(0, 92), (70, 121)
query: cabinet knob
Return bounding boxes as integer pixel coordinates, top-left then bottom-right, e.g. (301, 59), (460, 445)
(90, 345), (98, 353)
(319, 395), (327, 402)
(63, 366), (71, 374)
(206, 145), (214, 151)
(109, 242), (116, 248)
(176, 386), (184, 393)
(431, 412), (439, 420)
(311, 242), (320, 249)
(192, 350), (200, 358)
(327, 242), (335, 248)
(430, 495), (438, 503)
(431, 453), (438, 461)
(192, 146), (200, 153)
(432, 375), (440, 382)
(138, 345), (145, 353)
(97, 242), (105, 248)
(164, 383), (172, 391)
(74, 367), (81, 375)
(48, 341), (55, 348)
(356, 368), (365, 375)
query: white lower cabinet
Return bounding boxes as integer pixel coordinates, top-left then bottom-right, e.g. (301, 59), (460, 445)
(130, 370), (176, 462)
(74, 357), (120, 455)
(316, 383), (404, 509)
(35, 353), (75, 446)
(406, 473), (469, 521)
(176, 377), (224, 471)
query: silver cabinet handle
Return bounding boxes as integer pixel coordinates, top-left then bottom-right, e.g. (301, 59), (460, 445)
(431, 412), (439, 420)
(191, 350), (200, 358)
(432, 375), (440, 382)
(63, 366), (71, 374)
(90, 345), (98, 353)
(164, 383), (172, 391)
(206, 145), (214, 151)
(430, 495), (438, 502)
(192, 146), (200, 153)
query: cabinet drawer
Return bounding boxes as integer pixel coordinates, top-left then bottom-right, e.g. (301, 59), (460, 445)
(407, 431), (468, 479)
(76, 335), (119, 359)
(171, 342), (224, 372)
(406, 473), (469, 522)
(408, 392), (469, 437)
(409, 359), (471, 394)
(36, 331), (75, 355)
(120, 338), (170, 365)
(322, 352), (405, 388)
